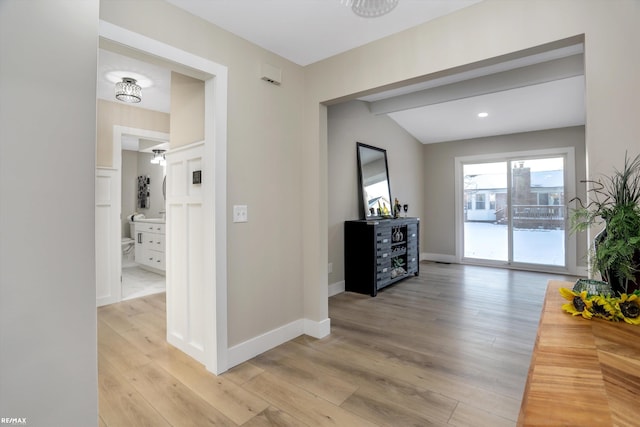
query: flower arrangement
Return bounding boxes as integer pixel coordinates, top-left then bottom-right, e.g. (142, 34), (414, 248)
(559, 286), (640, 325)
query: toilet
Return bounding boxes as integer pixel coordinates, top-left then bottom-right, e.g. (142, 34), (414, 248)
(121, 219), (137, 267)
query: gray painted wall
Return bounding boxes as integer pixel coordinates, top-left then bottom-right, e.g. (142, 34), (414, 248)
(328, 100), (425, 286)
(0, 1), (99, 424)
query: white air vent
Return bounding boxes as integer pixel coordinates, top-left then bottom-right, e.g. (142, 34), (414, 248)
(261, 63), (282, 86)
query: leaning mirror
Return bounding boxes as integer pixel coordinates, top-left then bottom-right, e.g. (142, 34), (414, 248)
(356, 142), (393, 219)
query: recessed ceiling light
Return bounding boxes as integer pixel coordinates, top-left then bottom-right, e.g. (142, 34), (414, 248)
(477, 112), (489, 118)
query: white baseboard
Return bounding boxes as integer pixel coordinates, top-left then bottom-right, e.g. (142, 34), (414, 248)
(167, 333), (205, 364)
(304, 317), (330, 339)
(421, 252), (457, 264)
(328, 280), (345, 296)
(226, 317), (330, 369)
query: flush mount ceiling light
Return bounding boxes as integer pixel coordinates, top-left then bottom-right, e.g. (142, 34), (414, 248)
(115, 77), (142, 103)
(477, 112), (489, 118)
(344, 0), (400, 18)
(150, 149), (166, 165)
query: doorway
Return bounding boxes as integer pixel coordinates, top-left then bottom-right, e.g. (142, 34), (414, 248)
(120, 130), (169, 301)
(98, 21), (229, 374)
(456, 148), (575, 271)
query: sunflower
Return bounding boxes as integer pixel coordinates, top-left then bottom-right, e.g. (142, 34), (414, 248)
(559, 288), (593, 319)
(615, 293), (640, 325)
(590, 295), (617, 320)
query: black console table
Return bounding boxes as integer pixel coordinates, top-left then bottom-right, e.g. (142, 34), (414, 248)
(344, 218), (419, 296)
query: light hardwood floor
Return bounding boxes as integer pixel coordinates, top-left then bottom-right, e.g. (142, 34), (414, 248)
(98, 262), (578, 426)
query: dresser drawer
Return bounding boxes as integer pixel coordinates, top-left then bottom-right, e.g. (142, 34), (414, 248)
(137, 248), (165, 270)
(136, 222), (165, 234)
(344, 218), (419, 296)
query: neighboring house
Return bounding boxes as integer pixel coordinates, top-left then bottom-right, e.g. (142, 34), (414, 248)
(464, 168), (564, 229)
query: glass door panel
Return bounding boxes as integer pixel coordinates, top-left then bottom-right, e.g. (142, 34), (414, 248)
(463, 162), (507, 261)
(511, 157), (565, 266)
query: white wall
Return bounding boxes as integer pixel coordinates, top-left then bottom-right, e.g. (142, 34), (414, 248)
(136, 152), (166, 219)
(122, 150), (138, 237)
(328, 100), (424, 288)
(121, 150), (166, 237)
(0, 1), (99, 425)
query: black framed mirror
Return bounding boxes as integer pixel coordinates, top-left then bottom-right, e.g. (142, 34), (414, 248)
(356, 142), (393, 219)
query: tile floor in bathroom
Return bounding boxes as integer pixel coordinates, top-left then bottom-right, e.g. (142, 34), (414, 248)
(122, 264), (165, 300)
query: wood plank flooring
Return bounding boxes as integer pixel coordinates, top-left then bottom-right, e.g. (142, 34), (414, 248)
(98, 262), (578, 426)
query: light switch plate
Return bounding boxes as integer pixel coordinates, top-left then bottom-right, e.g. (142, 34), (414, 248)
(233, 205), (248, 223)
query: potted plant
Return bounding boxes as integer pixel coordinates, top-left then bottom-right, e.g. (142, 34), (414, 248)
(570, 152), (640, 295)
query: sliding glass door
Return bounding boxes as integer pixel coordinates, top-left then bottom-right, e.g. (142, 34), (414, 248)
(463, 162), (508, 262)
(511, 157), (565, 265)
(462, 154), (567, 268)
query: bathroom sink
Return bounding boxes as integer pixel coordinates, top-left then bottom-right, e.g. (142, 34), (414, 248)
(135, 218), (165, 224)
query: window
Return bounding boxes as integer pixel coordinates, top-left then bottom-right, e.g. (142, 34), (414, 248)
(476, 193), (486, 210)
(539, 192), (549, 205)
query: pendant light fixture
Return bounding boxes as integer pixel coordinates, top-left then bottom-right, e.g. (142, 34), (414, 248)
(150, 149), (166, 166)
(115, 77), (142, 103)
(346, 0), (399, 18)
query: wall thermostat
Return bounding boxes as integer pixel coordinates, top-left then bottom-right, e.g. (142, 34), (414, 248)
(193, 170), (202, 184)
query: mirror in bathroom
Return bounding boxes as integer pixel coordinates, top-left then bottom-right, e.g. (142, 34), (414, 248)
(356, 142), (392, 219)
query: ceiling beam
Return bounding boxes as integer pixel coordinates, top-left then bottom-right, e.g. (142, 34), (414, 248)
(368, 54), (584, 115)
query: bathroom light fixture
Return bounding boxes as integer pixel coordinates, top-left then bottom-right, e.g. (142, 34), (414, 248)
(115, 77), (142, 103)
(343, 0), (399, 18)
(477, 112), (489, 118)
(150, 149), (166, 165)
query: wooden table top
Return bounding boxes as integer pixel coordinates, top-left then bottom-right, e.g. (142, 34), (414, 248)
(518, 280), (640, 426)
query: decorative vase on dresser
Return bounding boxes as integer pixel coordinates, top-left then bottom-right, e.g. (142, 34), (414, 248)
(344, 217), (419, 296)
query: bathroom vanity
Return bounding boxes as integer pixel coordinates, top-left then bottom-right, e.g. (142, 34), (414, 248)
(134, 219), (165, 273)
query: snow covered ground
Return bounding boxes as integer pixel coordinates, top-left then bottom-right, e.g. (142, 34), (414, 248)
(464, 222), (565, 266)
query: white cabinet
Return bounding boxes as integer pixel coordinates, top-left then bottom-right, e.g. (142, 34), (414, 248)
(135, 222), (166, 273)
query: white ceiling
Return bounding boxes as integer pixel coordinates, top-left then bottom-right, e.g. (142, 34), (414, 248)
(97, 0), (585, 145)
(164, 0), (483, 67)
